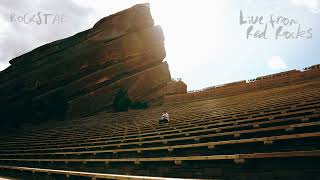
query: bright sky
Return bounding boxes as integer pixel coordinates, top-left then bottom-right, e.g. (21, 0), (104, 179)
(0, 0), (319, 90)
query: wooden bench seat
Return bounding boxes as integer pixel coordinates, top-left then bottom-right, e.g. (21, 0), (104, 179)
(2, 119), (319, 154)
(0, 132), (319, 158)
(1, 110), (318, 151)
(1, 87), (318, 142)
(2, 102), (318, 147)
(1, 93), (318, 145)
(0, 165), (193, 180)
(1, 109), (318, 150)
(1, 150), (319, 164)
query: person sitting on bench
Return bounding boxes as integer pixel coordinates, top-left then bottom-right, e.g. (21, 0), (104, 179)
(159, 111), (170, 124)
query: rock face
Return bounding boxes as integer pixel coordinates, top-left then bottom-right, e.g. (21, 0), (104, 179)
(164, 64), (320, 104)
(0, 4), (174, 126)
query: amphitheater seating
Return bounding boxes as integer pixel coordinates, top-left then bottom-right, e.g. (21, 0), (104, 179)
(0, 79), (320, 179)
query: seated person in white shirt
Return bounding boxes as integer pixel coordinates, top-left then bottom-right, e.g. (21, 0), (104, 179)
(159, 111), (170, 124)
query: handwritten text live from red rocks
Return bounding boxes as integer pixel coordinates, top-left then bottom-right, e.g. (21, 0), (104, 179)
(240, 10), (312, 40)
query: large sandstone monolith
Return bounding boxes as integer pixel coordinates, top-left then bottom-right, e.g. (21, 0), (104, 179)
(0, 3), (178, 127)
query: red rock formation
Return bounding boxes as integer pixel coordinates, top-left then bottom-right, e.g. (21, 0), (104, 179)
(164, 64), (320, 104)
(0, 3), (175, 125)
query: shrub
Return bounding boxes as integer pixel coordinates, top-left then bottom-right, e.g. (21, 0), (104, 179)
(113, 89), (132, 112)
(130, 101), (148, 109)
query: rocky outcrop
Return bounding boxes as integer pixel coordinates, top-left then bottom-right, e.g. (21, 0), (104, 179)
(0, 3), (173, 126)
(164, 64), (320, 104)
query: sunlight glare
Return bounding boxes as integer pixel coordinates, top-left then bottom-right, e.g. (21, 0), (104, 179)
(149, 1), (227, 78)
